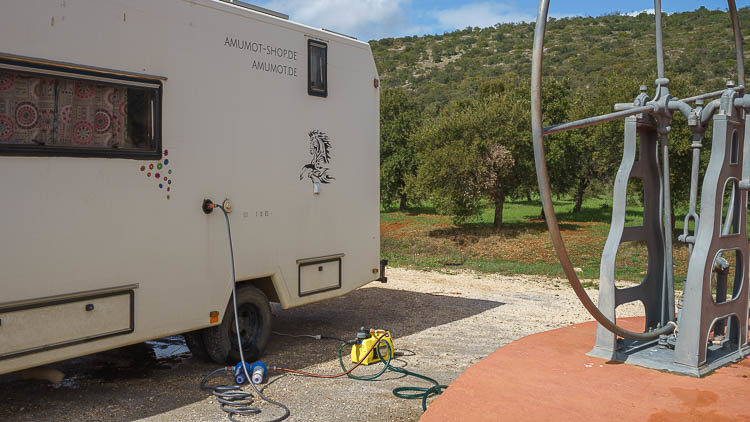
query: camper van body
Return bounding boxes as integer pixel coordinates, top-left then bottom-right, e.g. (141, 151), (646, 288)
(0, 0), (380, 374)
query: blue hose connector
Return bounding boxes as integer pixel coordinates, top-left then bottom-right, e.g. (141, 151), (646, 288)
(250, 361), (266, 384)
(234, 362), (250, 385)
(234, 361), (266, 384)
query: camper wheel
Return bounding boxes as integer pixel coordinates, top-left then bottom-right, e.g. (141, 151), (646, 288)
(202, 285), (272, 364)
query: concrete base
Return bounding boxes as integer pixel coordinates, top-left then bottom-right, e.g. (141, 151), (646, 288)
(588, 339), (750, 377)
(421, 317), (750, 422)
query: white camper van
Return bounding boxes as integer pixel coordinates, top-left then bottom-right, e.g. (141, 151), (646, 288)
(0, 0), (382, 374)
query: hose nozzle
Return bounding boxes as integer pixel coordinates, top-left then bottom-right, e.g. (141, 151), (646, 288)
(202, 199), (216, 214)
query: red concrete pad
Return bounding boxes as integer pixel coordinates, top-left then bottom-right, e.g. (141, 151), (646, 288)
(422, 317), (750, 422)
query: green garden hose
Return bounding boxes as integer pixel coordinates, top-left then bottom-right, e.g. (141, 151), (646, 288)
(337, 339), (448, 411)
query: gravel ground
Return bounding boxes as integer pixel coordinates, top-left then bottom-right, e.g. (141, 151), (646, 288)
(0, 268), (641, 422)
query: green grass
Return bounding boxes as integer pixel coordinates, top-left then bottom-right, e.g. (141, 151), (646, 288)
(381, 195), (701, 288)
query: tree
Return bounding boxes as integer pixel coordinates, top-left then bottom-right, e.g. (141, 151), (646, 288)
(562, 73), (643, 212)
(409, 76), (574, 228)
(528, 77), (573, 203)
(380, 88), (423, 210)
(410, 78), (531, 228)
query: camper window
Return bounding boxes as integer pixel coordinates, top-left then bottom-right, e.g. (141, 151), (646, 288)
(308, 40), (327, 97)
(0, 64), (161, 159)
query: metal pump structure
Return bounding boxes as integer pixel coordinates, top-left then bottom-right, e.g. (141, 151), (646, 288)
(532, 0), (750, 376)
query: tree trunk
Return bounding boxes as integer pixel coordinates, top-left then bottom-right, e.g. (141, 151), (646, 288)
(526, 192), (532, 202)
(573, 177), (589, 213)
(399, 193), (407, 212)
(493, 194), (505, 229)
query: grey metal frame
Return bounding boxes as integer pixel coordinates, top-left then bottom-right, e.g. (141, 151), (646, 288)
(593, 112), (668, 355)
(531, 0), (749, 376)
(674, 96), (749, 373)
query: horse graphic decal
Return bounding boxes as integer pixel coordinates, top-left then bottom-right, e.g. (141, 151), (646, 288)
(300, 130), (335, 184)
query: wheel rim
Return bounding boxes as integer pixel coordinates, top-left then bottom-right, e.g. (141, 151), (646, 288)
(229, 303), (262, 351)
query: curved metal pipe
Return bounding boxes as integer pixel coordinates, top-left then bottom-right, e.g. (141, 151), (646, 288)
(700, 99), (721, 127)
(531, 0), (673, 341)
(667, 99), (694, 119)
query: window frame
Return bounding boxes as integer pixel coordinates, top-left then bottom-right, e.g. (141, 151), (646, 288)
(0, 54), (164, 160)
(307, 39), (328, 98)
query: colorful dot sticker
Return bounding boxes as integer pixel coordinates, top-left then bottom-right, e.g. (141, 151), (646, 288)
(136, 151), (174, 201)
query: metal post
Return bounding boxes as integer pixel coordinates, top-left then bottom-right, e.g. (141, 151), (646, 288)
(660, 133), (675, 325)
(654, 0), (665, 79)
(681, 131), (703, 257)
(728, 0), (745, 88)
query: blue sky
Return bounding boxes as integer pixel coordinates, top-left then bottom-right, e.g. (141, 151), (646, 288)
(256, 0), (750, 41)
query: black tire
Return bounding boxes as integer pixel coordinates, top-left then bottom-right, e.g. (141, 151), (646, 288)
(183, 330), (211, 362)
(202, 286), (272, 364)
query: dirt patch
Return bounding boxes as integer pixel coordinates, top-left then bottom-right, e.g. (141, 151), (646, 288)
(380, 221), (409, 238)
(381, 209), (695, 282)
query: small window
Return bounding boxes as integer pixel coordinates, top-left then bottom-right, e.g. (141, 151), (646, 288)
(308, 40), (327, 97)
(0, 56), (162, 159)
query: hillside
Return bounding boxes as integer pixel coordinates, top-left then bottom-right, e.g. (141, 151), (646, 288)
(370, 7), (750, 110)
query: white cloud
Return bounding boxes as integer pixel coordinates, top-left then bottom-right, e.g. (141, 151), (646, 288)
(257, 0), (410, 40)
(252, 1), (581, 41)
(550, 13), (581, 20)
(625, 8), (655, 17)
(429, 3), (580, 32)
(431, 2), (532, 30)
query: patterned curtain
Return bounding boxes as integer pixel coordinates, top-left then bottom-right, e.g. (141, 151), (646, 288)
(0, 72), (129, 148)
(0, 72), (55, 145)
(57, 80), (128, 148)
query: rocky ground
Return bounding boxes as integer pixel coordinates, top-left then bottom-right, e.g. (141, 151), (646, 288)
(0, 268), (641, 422)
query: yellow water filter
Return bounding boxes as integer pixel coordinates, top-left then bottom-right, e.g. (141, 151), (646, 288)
(351, 329), (394, 366)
